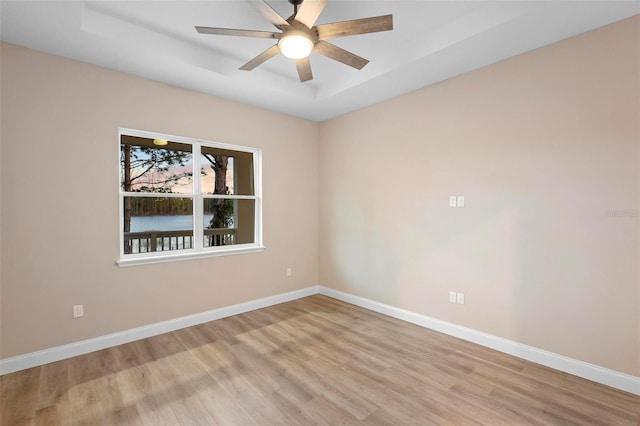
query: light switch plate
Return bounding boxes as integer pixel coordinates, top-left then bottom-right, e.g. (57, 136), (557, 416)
(449, 196), (457, 207)
(73, 304), (84, 318)
(457, 196), (465, 207)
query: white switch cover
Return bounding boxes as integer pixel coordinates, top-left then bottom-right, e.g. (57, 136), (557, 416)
(456, 293), (465, 304)
(449, 291), (457, 303)
(449, 196), (457, 207)
(286, 267), (292, 277)
(457, 196), (465, 207)
(73, 304), (84, 318)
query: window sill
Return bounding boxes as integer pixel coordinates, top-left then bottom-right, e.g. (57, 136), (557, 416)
(116, 245), (265, 267)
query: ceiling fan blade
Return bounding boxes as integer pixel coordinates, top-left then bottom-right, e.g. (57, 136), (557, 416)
(239, 44), (281, 71)
(195, 26), (279, 39)
(295, 57), (313, 82)
(314, 40), (369, 70)
(316, 14), (393, 40)
(246, 0), (289, 29)
(294, 0), (327, 29)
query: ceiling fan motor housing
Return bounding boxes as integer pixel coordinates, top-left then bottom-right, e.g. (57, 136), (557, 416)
(283, 18), (318, 41)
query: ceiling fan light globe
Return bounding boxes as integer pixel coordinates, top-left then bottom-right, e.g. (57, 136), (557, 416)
(278, 34), (313, 59)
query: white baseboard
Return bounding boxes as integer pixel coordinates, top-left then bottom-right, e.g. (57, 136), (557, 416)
(0, 286), (320, 376)
(318, 286), (640, 396)
(2, 284), (638, 396)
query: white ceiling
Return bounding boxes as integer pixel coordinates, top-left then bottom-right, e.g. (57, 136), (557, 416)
(1, 1), (638, 121)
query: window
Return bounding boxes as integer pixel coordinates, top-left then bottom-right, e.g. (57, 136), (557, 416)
(118, 129), (263, 266)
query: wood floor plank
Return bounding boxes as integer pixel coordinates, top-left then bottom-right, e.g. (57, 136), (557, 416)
(1, 294), (638, 425)
(35, 360), (69, 416)
(1, 368), (41, 425)
(117, 363), (180, 426)
(520, 362), (640, 414)
(33, 404), (60, 426)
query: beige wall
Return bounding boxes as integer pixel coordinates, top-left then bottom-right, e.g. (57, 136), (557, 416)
(0, 42), (319, 358)
(319, 16), (640, 376)
(2, 16), (639, 379)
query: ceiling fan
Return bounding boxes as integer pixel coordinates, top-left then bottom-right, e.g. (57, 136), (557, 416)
(195, 0), (393, 82)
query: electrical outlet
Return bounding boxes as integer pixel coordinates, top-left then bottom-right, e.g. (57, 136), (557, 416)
(457, 196), (465, 207)
(73, 304), (84, 318)
(456, 293), (465, 305)
(449, 291), (457, 303)
(286, 267), (292, 277)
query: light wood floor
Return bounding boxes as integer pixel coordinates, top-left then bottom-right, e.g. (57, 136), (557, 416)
(2, 295), (639, 425)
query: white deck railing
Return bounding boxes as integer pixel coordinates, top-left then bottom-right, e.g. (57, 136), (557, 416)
(124, 228), (237, 254)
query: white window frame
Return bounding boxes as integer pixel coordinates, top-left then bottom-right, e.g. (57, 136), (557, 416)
(117, 128), (264, 267)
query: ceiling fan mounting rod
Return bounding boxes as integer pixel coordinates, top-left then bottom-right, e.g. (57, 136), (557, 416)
(288, 0), (304, 15)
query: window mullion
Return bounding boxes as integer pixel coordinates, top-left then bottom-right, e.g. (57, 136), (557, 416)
(254, 148), (262, 246)
(193, 143), (203, 250)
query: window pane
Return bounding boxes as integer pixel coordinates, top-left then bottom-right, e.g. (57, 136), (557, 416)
(123, 196), (194, 254)
(201, 147), (254, 196)
(121, 136), (193, 194)
(203, 198), (255, 247)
